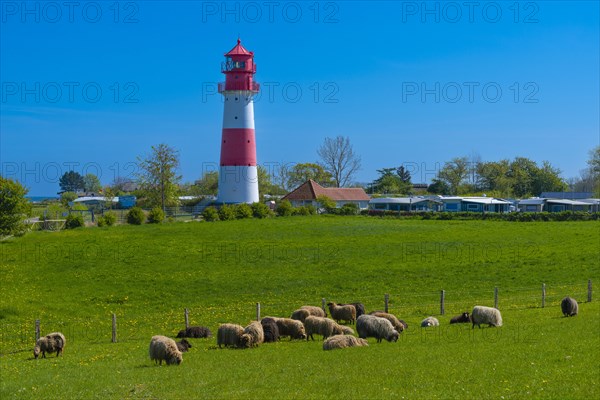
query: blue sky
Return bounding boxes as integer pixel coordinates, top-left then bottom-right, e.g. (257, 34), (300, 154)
(1, 1), (598, 195)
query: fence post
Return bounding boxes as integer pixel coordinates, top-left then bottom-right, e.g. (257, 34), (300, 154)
(440, 290), (445, 315)
(384, 294), (389, 313)
(494, 287), (499, 309)
(588, 279), (592, 302)
(184, 308), (189, 329)
(541, 283), (546, 308)
(322, 298), (326, 314)
(111, 314), (117, 343)
(256, 303), (261, 321)
(35, 319), (40, 341)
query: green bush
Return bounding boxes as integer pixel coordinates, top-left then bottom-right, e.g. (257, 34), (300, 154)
(316, 195), (337, 213)
(218, 205), (236, 221)
(65, 213), (85, 229)
(276, 200), (294, 217)
(235, 204), (253, 219)
(148, 207), (165, 224)
(202, 207), (219, 222)
(251, 202), (272, 218)
(103, 212), (117, 226)
(126, 207), (146, 225)
(293, 206), (311, 216)
(340, 203), (359, 215)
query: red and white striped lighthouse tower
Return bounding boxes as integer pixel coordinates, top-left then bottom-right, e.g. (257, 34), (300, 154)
(217, 39), (260, 204)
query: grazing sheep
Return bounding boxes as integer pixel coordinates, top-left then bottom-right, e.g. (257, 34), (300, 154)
(240, 321), (264, 348)
(356, 315), (399, 343)
(149, 335), (182, 365)
(370, 312), (405, 332)
(300, 305), (327, 318)
(327, 302), (357, 325)
(421, 317), (439, 327)
(217, 323), (245, 348)
(399, 320), (408, 330)
(340, 302), (366, 318)
(260, 317), (280, 343)
(34, 332), (66, 359)
(336, 325), (355, 335)
(450, 312), (471, 324)
(290, 309), (311, 322)
(323, 335), (369, 351)
(561, 297), (578, 317)
(176, 326), (212, 338)
(471, 306), (503, 328)
(270, 317), (307, 340)
(304, 316), (351, 341)
(176, 339), (192, 352)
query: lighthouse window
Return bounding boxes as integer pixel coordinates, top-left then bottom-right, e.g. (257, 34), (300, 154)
(235, 97), (238, 101)
(235, 116), (238, 119)
(234, 61), (245, 68)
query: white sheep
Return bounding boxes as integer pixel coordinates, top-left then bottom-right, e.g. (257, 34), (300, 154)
(420, 317), (439, 327)
(290, 309), (311, 322)
(268, 317), (307, 340)
(34, 332), (66, 359)
(356, 315), (399, 343)
(561, 297), (578, 317)
(217, 323), (245, 348)
(323, 335), (368, 350)
(471, 306), (503, 328)
(149, 335), (182, 365)
(241, 321), (264, 348)
(300, 305), (326, 318)
(327, 302), (356, 325)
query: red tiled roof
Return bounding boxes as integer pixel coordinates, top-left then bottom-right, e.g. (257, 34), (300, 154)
(225, 39), (253, 57)
(283, 180), (370, 202)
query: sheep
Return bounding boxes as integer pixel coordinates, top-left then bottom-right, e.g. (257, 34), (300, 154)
(399, 320), (408, 330)
(217, 323), (245, 348)
(471, 306), (503, 328)
(356, 315), (399, 343)
(370, 312), (405, 332)
(303, 316), (351, 341)
(34, 332), (66, 359)
(340, 302), (366, 318)
(450, 312), (471, 324)
(260, 317), (280, 342)
(561, 297), (578, 317)
(176, 326), (212, 338)
(327, 302), (356, 325)
(240, 321), (264, 348)
(300, 305), (327, 318)
(176, 339), (192, 352)
(323, 335), (369, 351)
(267, 317), (307, 340)
(336, 325), (355, 335)
(290, 309), (311, 323)
(149, 335), (182, 365)
(420, 317), (439, 327)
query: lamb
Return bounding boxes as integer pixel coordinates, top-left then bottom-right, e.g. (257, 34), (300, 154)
(340, 302), (366, 318)
(260, 317), (280, 342)
(323, 335), (369, 351)
(267, 317), (307, 340)
(217, 323), (245, 348)
(290, 309), (311, 322)
(471, 306), (503, 328)
(450, 312), (471, 324)
(176, 326), (212, 338)
(34, 332), (66, 359)
(176, 339), (192, 352)
(327, 302), (356, 325)
(149, 335), (182, 365)
(304, 316), (352, 341)
(421, 317), (439, 327)
(300, 305), (327, 318)
(240, 321), (264, 348)
(356, 315), (399, 343)
(561, 297), (578, 317)
(370, 312), (405, 332)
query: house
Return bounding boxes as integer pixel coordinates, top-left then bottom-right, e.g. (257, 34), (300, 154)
(518, 198), (545, 212)
(540, 192), (593, 200)
(369, 197), (442, 212)
(282, 180), (370, 209)
(440, 196), (512, 213)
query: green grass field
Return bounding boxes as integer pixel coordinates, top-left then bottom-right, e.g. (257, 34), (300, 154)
(1, 217), (599, 399)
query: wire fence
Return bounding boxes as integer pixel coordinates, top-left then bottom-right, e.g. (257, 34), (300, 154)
(0, 280), (592, 355)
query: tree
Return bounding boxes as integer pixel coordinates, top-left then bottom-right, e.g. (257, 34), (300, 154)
(372, 168), (400, 194)
(136, 143), (182, 210)
(427, 178), (450, 195)
(83, 173), (102, 192)
(0, 177), (31, 237)
(477, 160), (512, 196)
(60, 191), (78, 206)
(317, 136), (362, 187)
(531, 161), (567, 195)
(437, 157), (469, 195)
(288, 163), (334, 188)
(588, 146), (600, 197)
(193, 171), (219, 195)
(59, 171), (85, 192)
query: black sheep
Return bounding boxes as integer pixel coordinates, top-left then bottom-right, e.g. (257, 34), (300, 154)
(450, 312), (471, 324)
(176, 326), (212, 338)
(176, 338), (192, 352)
(260, 317), (280, 343)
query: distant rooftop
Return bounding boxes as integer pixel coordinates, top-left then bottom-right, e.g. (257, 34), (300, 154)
(540, 192), (593, 199)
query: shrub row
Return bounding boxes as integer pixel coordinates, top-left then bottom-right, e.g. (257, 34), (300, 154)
(202, 202), (274, 222)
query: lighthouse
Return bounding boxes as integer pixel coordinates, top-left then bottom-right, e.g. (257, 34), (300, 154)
(217, 39), (260, 204)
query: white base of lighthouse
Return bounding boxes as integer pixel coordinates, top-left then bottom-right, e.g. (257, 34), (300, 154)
(217, 165), (259, 204)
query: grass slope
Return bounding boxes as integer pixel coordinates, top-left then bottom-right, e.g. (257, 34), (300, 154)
(1, 217), (599, 399)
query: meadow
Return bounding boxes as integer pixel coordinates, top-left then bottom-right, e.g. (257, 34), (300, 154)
(0, 217), (598, 399)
